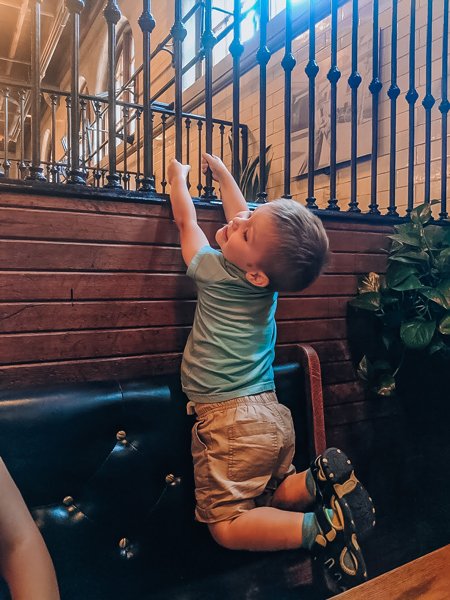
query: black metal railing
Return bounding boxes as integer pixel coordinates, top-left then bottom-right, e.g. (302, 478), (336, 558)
(0, 0), (449, 220)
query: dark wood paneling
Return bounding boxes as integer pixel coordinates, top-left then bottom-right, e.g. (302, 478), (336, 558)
(0, 193), (391, 398)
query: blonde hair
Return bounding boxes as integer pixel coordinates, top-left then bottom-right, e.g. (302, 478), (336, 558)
(260, 199), (329, 292)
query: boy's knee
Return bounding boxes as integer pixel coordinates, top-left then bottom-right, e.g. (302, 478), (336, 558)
(208, 520), (239, 550)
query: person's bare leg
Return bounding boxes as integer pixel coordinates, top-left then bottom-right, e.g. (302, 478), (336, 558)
(271, 470), (315, 512)
(0, 458), (60, 600)
(209, 507), (304, 551)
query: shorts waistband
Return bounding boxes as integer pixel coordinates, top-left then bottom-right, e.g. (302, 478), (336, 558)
(191, 391), (277, 418)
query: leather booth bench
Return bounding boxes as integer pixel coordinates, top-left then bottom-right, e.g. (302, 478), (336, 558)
(0, 345), (326, 600)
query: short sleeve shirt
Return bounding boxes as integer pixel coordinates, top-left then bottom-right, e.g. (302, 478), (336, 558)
(181, 245), (278, 403)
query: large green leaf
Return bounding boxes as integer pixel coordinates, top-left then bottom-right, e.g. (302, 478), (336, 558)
(436, 248), (450, 273)
(437, 279), (450, 303)
(389, 249), (430, 264)
(390, 274), (423, 291)
(423, 225), (446, 248)
(386, 263), (419, 288)
(410, 201), (438, 225)
(387, 232), (422, 247)
(420, 287), (449, 308)
(349, 291), (381, 311)
(400, 319), (436, 349)
(438, 313), (450, 335)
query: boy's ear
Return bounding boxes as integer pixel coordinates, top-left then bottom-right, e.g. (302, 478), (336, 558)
(245, 270), (270, 288)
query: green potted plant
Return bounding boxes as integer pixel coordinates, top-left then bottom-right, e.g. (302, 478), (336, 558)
(348, 201), (450, 399)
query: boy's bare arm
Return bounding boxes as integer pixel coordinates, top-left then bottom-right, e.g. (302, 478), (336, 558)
(168, 159), (209, 266)
(202, 153), (248, 222)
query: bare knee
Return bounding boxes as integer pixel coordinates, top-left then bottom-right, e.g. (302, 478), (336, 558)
(208, 520), (240, 550)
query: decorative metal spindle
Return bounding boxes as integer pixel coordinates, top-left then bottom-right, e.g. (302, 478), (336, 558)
(197, 118), (203, 196)
(50, 94), (59, 182)
(439, 0), (449, 219)
(138, 0), (156, 191)
(65, 95), (72, 172)
(161, 112), (167, 193)
(65, 0), (85, 184)
(406, 0), (418, 214)
(305, 0), (318, 208)
(219, 123), (225, 160)
(171, 0), (186, 162)
(256, 0), (270, 202)
(327, 0), (341, 209)
(241, 125), (248, 170)
(27, 0), (46, 181)
(135, 107), (142, 188)
(282, 0), (296, 199)
(422, 0), (435, 204)
(368, 0), (382, 214)
(230, 0), (243, 180)
(18, 90), (27, 179)
(185, 116), (191, 189)
(2, 88), (11, 177)
(94, 100), (102, 187)
(104, 0), (122, 188)
(387, 0), (400, 216)
(80, 97), (87, 174)
(347, 0), (361, 212)
(123, 105), (130, 190)
(201, 0), (216, 200)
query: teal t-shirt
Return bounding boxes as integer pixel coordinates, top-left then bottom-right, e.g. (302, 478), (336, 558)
(181, 245), (278, 403)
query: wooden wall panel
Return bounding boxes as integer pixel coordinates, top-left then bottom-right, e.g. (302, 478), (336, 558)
(0, 191), (392, 452)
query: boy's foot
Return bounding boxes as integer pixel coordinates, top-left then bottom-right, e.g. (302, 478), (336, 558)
(312, 498), (367, 596)
(310, 447), (376, 540)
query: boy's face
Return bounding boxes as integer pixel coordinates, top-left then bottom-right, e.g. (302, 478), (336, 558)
(215, 204), (276, 285)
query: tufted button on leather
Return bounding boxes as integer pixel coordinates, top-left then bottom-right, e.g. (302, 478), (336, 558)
(165, 473), (181, 486)
(116, 430), (127, 442)
(63, 495), (74, 506)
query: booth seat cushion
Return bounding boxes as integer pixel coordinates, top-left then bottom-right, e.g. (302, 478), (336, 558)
(0, 364), (319, 600)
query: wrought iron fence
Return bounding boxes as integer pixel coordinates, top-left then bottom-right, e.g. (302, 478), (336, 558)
(0, 0), (449, 219)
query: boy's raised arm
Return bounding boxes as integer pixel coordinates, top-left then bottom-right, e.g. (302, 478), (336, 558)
(168, 159), (209, 267)
(202, 153), (248, 223)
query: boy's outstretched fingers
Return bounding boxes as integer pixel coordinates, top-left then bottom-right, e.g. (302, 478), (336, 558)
(201, 153), (226, 181)
(167, 158), (191, 185)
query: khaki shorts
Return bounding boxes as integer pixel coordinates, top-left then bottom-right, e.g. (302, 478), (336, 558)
(190, 391), (296, 523)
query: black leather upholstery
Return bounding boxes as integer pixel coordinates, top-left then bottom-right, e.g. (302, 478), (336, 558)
(0, 365), (320, 600)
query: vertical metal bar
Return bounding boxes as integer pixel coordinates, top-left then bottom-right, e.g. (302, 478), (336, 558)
(65, 95), (72, 174)
(197, 118), (203, 196)
(305, 0), (318, 208)
(135, 106), (142, 188)
(50, 94), (59, 182)
(256, 0), (270, 202)
(219, 123), (225, 160)
(369, 0), (382, 215)
(161, 112), (167, 194)
(80, 97), (87, 173)
(123, 105), (130, 190)
(387, 0), (400, 216)
(439, 0), (449, 219)
(202, 0), (216, 200)
(347, 0), (361, 212)
(18, 90), (27, 179)
(138, 1), (156, 191)
(422, 0), (435, 204)
(27, 0), (46, 181)
(2, 88), (10, 177)
(66, 0), (85, 184)
(185, 116), (191, 189)
(241, 125), (248, 169)
(327, 0), (341, 210)
(230, 0), (243, 180)
(406, 0), (418, 215)
(93, 100), (102, 187)
(172, 0), (186, 162)
(104, 0), (122, 188)
(282, 0), (296, 199)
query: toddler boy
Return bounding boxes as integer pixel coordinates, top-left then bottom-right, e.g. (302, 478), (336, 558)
(167, 153), (375, 595)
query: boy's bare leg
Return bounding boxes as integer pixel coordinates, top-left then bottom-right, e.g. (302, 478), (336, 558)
(0, 458), (60, 600)
(271, 470), (315, 512)
(209, 507), (304, 551)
